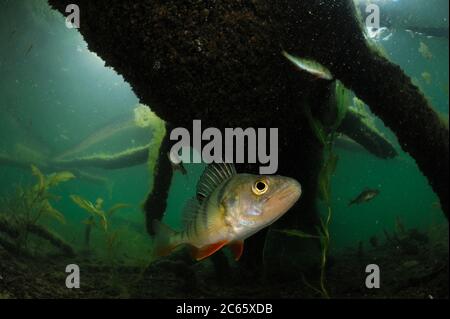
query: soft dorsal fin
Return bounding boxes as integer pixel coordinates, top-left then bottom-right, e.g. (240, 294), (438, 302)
(197, 163), (236, 202)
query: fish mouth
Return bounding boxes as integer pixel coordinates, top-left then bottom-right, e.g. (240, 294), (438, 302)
(277, 179), (302, 202)
(265, 178), (302, 215)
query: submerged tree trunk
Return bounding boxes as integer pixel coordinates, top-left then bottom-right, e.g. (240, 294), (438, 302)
(47, 0), (448, 281)
(143, 123), (174, 235)
(0, 215), (75, 257)
(338, 109), (398, 159)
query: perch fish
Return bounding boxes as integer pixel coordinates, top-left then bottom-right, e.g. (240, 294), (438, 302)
(153, 163), (302, 261)
(348, 188), (380, 206)
(282, 51), (334, 80)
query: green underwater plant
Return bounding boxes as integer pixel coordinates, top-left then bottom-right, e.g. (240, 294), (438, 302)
(0, 165), (75, 254)
(70, 194), (132, 293)
(26, 164), (75, 224)
(70, 194), (130, 255)
(282, 81), (348, 298)
(5, 165), (74, 226)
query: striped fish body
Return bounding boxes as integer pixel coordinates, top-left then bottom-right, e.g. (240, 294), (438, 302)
(153, 163), (302, 261)
(179, 184), (229, 248)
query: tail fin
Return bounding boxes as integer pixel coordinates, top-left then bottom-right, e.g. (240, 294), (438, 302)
(152, 220), (180, 257)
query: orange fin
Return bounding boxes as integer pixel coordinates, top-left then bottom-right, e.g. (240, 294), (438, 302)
(229, 241), (244, 261)
(191, 240), (228, 261)
(152, 220), (179, 257)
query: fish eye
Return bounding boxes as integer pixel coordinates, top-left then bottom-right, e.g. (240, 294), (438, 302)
(252, 180), (268, 196)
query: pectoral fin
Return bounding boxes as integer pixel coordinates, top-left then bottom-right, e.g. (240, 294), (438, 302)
(229, 241), (244, 261)
(191, 240), (228, 261)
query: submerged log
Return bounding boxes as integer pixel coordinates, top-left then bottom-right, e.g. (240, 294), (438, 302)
(143, 123), (174, 235)
(338, 109), (398, 159)
(0, 215), (75, 257)
(52, 144), (150, 170)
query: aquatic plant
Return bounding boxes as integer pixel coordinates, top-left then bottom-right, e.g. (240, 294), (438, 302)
(70, 195), (130, 232)
(15, 165), (73, 225)
(284, 84), (347, 298)
(0, 165), (75, 255)
(70, 194), (130, 257)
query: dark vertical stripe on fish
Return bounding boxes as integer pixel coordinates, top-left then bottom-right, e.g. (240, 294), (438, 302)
(186, 221), (193, 239)
(217, 178), (232, 204)
(208, 178), (232, 228)
(193, 217), (200, 237)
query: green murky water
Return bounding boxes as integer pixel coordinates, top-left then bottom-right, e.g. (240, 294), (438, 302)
(0, 0), (448, 299)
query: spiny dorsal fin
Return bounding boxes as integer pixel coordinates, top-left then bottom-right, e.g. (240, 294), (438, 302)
(182, 197), (202, 226)
(197, 163), (236, 202)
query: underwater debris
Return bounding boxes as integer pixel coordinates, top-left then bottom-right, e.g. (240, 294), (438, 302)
(369, 236), (379, 248)
(167, 152), (187, 176)
(13, 144), (48, 167)
(357, 241), (364, 262)
(408, 229), (429, 244)
(152, 162), (301, 261)
(348, 188), (380, 206)
(275, 229), (320, 240)
(419, 42), (433, 59)
(383, 229), (395, 245)
(134, 104), (157, 128)
(421, 72), (432, 84)
(402, 260), (419, 269)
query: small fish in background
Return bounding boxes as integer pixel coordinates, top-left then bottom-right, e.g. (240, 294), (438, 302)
(25, 44), (33, 56)
(418, 41), (433, 60)
(348, 188), (380, 206)
(9, 29), (17, 40)
(421, 71), (432, 84)
(152, 163), (302, 261)
(282, 51), (334, 81)
(405, 29), (415, 38)
(167, 152), (187, 175)
(59, 134), (70, 141)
